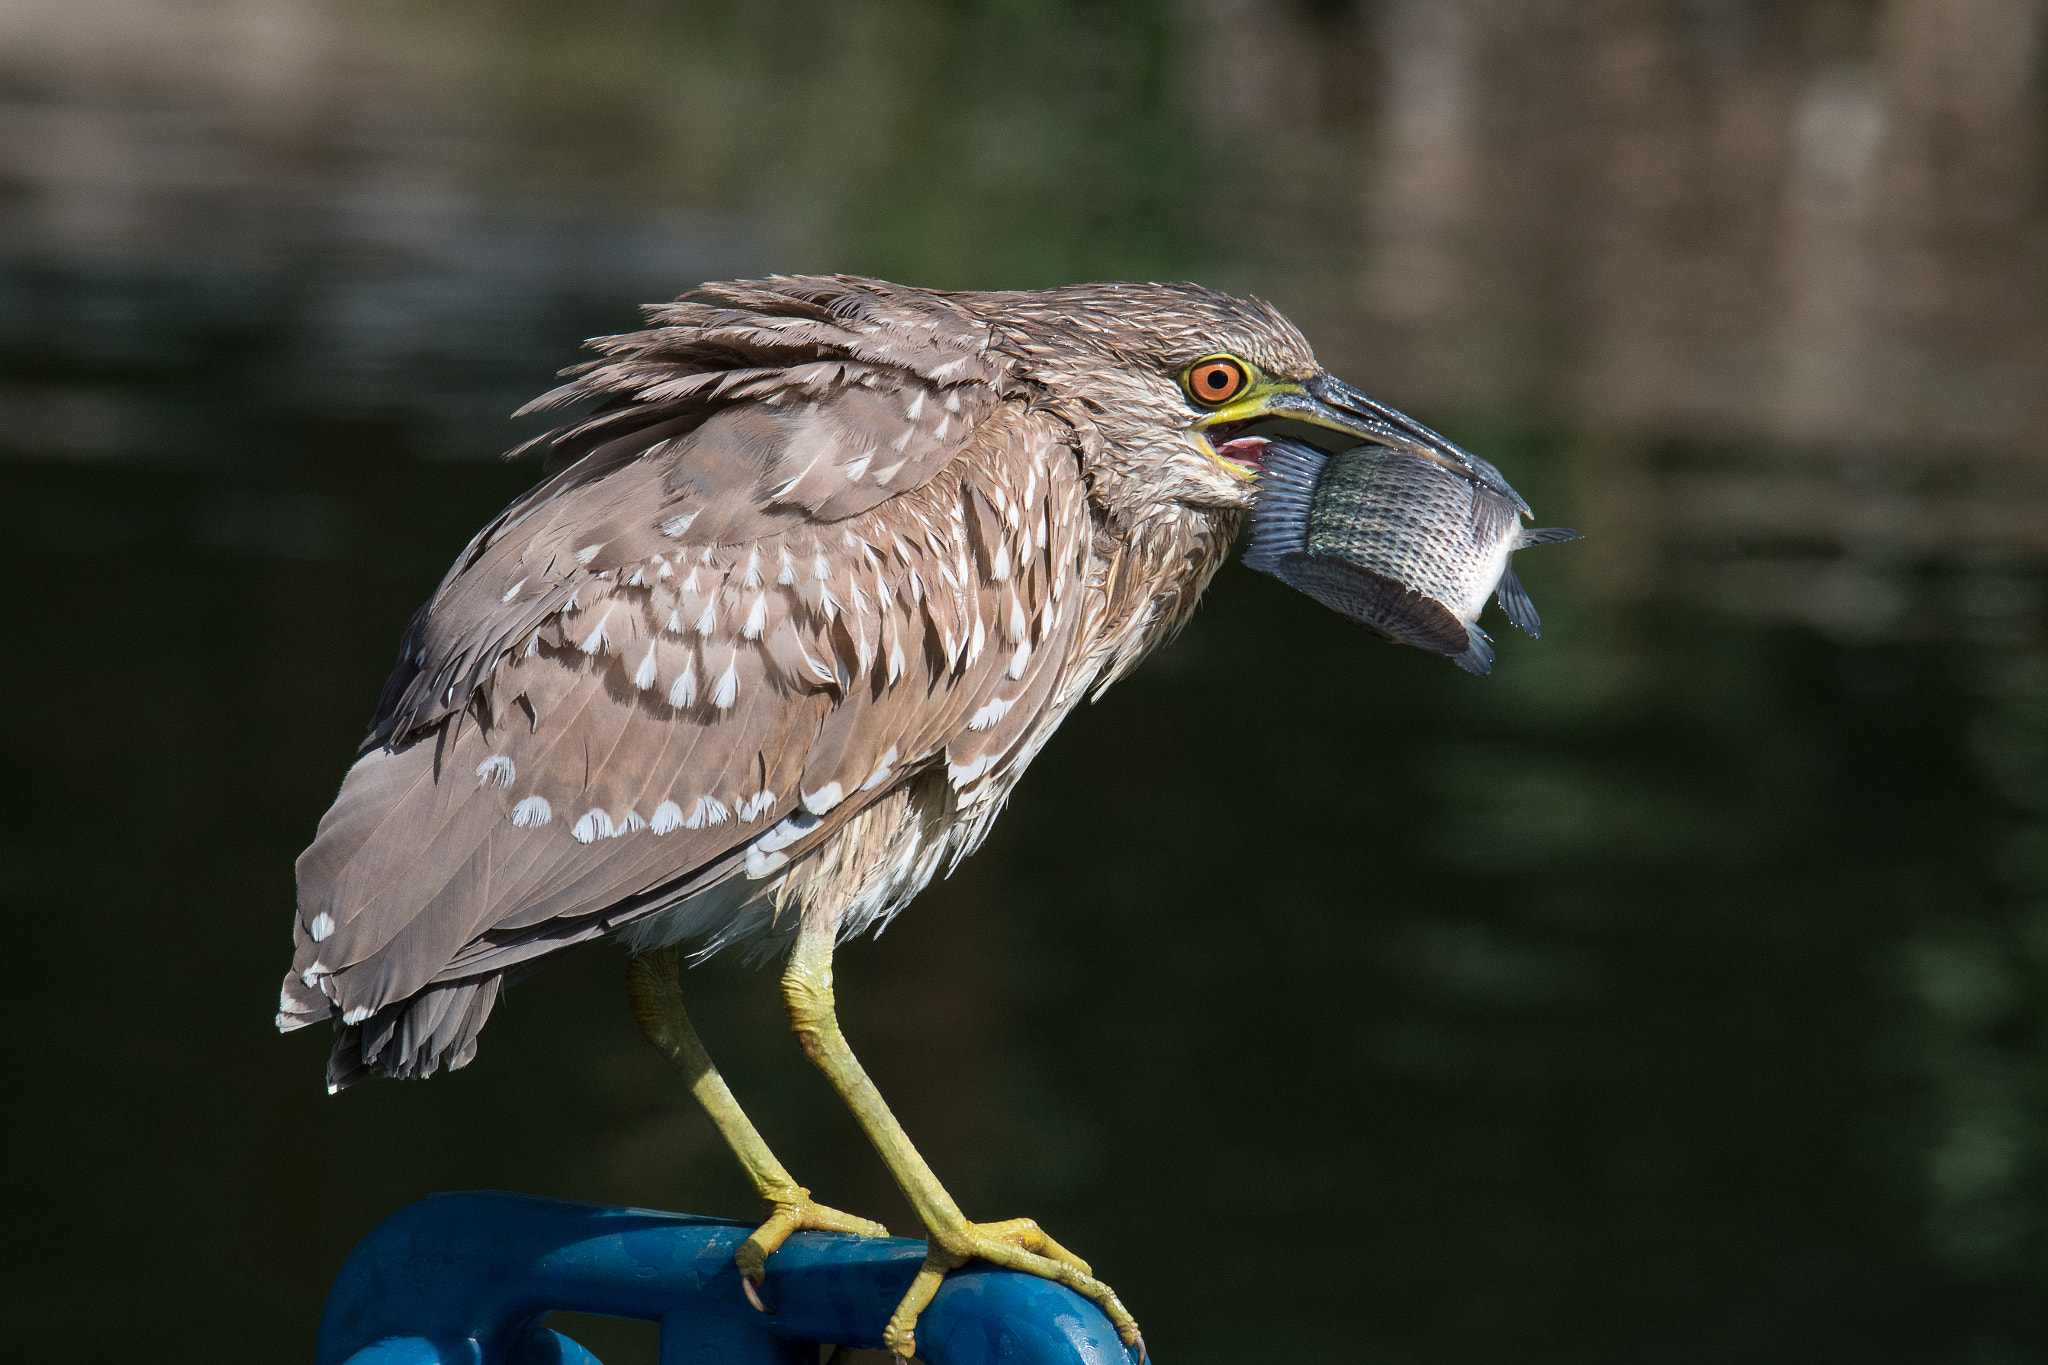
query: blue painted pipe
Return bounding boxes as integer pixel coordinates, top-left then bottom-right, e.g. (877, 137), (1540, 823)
(318, 1191), (1145, 1365)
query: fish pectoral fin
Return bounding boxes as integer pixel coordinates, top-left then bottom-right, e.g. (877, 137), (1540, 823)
(1451, 623), (1496, 676)
(1517, 525), (1582, 547)
(1496, 567), (1542, 637)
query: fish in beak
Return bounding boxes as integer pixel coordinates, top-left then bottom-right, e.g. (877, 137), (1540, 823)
(1200, 374), (1579, 675)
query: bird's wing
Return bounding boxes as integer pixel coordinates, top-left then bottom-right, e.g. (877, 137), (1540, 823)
(363, 277), (1016, 751)
(283, 291), (1100, 1081)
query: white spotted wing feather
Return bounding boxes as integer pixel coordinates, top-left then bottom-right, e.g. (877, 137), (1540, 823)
(282, 286), (1097, 1087)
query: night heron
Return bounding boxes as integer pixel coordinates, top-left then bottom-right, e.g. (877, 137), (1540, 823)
(278, 275), (1494, 1359)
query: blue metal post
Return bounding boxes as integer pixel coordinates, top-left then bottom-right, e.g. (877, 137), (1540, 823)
(318, 1191), (1145, 1365)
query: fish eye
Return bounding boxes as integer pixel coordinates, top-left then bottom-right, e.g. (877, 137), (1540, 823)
(1185, 356), (1250, 407)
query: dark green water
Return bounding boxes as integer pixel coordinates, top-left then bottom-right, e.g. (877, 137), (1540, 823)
(7, 3), (2048, 1361)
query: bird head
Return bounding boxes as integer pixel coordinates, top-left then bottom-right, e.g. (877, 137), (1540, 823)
(969, 281), (1499, 520)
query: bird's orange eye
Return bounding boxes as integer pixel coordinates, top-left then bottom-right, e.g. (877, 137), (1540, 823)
(1187, 357), (1249, 406)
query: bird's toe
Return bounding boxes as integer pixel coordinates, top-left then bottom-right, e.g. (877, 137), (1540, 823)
(734, 1185), (890, 1308)
(884, 1216), (1141, 1360)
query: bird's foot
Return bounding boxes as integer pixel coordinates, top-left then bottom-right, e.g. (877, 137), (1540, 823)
(883, 1216), (1142, 1363)
(735, 1185), (890, 1310)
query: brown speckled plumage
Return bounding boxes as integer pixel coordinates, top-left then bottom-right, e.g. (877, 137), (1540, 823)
(279, 275), (1314, 1089)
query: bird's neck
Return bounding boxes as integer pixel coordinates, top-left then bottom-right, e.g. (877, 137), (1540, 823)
(1081, 503), (1245, 695)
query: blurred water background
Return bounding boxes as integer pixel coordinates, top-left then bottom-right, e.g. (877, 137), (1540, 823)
(7, 1), (2048, 1360)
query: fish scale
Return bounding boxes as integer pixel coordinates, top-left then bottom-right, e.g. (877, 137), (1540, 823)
(1245, 437), (1580, 676)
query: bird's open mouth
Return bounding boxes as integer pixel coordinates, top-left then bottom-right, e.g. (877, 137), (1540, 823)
(1203, 424), (1270, 478)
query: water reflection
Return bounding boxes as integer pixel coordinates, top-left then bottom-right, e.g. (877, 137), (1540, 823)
(5, 2), (2048, 1362)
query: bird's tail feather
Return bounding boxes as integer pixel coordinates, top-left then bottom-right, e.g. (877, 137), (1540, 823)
(324, 975), (504, 1092)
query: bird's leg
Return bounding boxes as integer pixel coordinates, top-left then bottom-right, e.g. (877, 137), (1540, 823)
(781, 924), (1144, 1362)
(627, 946), (888, 1304)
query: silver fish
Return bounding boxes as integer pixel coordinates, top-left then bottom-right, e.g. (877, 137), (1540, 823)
(1242, 437), (1580, 675)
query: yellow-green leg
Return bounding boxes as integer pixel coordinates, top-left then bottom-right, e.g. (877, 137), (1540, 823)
(780, 923), (1144, 1363)
(627, 946), (889, 1305)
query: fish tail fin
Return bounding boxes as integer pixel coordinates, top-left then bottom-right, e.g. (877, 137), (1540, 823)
(1517, 525), (1582, 547)
(1496, 567), (1542, 637)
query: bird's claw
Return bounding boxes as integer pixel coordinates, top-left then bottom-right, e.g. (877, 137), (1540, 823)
(880, 1216), (1140, 1361)
(735, 1185), (889, 1311)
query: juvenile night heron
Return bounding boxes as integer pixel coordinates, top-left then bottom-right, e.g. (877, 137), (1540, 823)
(278, 275), (1493, 1359)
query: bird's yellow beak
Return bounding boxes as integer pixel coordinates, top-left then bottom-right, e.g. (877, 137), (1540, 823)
(1194, 372), (1517, 504)
(1192, 380), (1310, 479)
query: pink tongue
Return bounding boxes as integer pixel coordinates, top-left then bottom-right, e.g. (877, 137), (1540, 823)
(1213, 436), (1270, 468)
